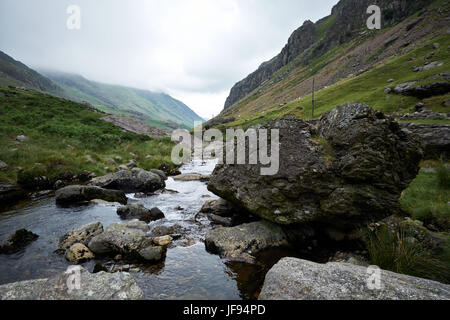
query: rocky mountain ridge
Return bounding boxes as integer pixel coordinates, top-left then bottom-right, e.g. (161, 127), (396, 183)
(224, 0), (436, 110)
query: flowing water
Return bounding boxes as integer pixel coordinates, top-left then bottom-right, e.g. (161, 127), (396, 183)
(0, 159), (302, 300)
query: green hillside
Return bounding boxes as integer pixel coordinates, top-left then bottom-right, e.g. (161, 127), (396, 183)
(0, 51), (61, 94)
(0, 87), (176, 184)
(40, 70), (204, 130)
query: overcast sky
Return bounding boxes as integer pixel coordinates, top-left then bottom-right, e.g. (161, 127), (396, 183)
(0, 0), (338, 118)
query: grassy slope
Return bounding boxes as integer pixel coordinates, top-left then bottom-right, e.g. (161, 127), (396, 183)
(0, 87), (176, 184)
(40, 71), (203, 130)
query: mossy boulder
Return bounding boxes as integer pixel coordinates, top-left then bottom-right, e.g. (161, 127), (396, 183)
(208, 103), (423, 230)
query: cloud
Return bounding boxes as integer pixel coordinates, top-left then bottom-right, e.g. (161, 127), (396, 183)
(0, 0), (338, 118)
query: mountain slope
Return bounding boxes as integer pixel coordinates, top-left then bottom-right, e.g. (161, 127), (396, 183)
(0, 86), (176, 185)
(216, 0), (449, 129)
(0, 51), (62, 94)
(40, 70), (204, 130)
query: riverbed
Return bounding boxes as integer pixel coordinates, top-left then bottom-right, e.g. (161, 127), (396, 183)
(0, 159), (305, 300)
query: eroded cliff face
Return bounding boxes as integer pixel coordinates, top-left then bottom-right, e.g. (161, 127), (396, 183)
(223, 0), (435, 110)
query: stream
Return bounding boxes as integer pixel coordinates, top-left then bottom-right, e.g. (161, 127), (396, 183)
(0, 159), (305, 300)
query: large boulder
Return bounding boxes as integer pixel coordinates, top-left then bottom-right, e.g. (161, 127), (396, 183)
(205, 220), (289, 260)
(117, 203), (165, 223)
(58, 222), (104, 250)
(259, 258), (450, 300)
(208, 103), (423, 230)
(89, 168), (165, 193)
(55, 185), (127, 206)
(88, 223), (152, 257)
(0, 266), (144, 300)
(399, 123), (450, 158)
(0, 229), (39, 254)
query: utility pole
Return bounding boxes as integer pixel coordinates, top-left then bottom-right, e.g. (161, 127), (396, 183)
(312, 77), (315, 119)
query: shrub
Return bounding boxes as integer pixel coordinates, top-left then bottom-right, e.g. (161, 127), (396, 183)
(364, 225), (450, 284)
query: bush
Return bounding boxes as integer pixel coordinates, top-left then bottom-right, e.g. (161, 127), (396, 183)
(364, 225), (450, 284)
(437, 164), (450, 189)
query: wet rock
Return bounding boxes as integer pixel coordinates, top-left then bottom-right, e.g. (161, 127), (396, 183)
(399, 123), (450, 158)
(0, 183), (26, 208)
(138, 246), (164, 262)
(55, 185), (127, 206)
(117, 203), (164, 223)
(173, 173), (210, 182)
(121, 220), (150, 233)
(200, 199), (238, 217)
(65, 243), (95, 264)
(207, 214), (233, 227)
(90, 168), (165, 193)
(208, 104), (423, 230)
(153, 235), (173, 246)
(205, 221), (289, 260)
(149, 207), (165, 221)
(259, 258), (450, 300)
(93, 262), (108, 273)
(161, 189), (179, 195)
(150, 224), (184, 237)
(58, 222), (104, 250)
(88, 223), (152, 257)
(150, 169), (167, 181)
(0, 266), (144, 300)
(0, 229), (39, 254)
(53, 180), (65, 190)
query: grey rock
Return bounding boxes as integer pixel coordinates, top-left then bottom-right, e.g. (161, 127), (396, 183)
(121, 220), (150, 233)
(117, 203), (164, 223)
(90, 168), (165, 193)
(0, 160), (8, 171)
(150, 224), (185, 237)
(394, 81), (450, 99)
(399, 123), (450, 158)
(15, 135), (28, 142)
(55, 185), (127, 206)
(58, 222), (104, 250)
(208, 104), (423, 230)
(172, 173), (210, 181)
(205, 220), (289, 260)
(138, 246), (164, 262)
(200, 199), (239, 217)
(259, 258), (450, 300)
(414, 61), (444, 72)
(0, 266), (144, 300)
(207, 214), (233, 227)
(88, 223), (152, 257)
(150, 169), (167, 181)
